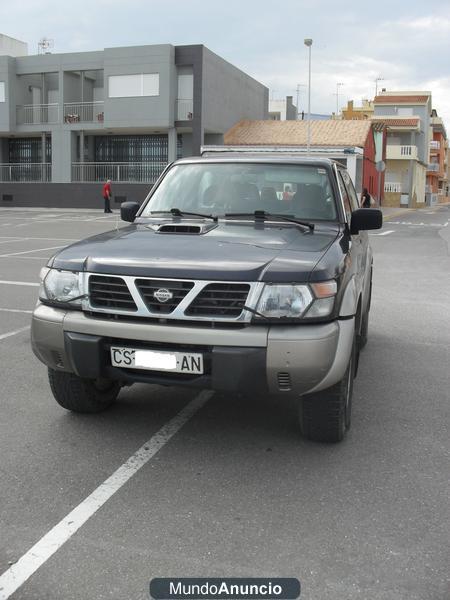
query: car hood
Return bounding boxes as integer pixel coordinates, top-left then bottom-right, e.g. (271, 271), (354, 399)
(49, 220), (341, 282)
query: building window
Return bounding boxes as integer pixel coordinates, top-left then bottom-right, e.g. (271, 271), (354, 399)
(0, 82), (5, 102)
(108, 73), (159, 98)
(95, 135), (168, 163)
(9, 137), (52, 163)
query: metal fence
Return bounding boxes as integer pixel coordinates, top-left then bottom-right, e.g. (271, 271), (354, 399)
(0, 163), (51, 182)
(16, 104), (59, 125)
(176, 99), (194, 120)
(63, 101), (104, 123)
(72, 162), (167, 183)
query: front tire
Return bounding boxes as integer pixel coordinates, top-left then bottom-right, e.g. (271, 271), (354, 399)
(298, 339), (355, 443)
(48, 368), (120, 413)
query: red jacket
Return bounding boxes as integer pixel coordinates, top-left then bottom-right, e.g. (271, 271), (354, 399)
(102, 182), (111, 198)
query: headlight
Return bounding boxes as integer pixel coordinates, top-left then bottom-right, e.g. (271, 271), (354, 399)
(256, 284), (314, 318)
(255, 281), (337, 320)
(39, 268), (83, 306)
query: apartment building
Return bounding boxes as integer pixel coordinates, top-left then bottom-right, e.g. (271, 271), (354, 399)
(372, 91), (432, 208)
(341, 99), (374, 121)
(426, 109), (448, 204)
(0, 43), (268, 207)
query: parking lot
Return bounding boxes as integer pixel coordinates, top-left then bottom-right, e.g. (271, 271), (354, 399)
(0, 206), (449, 600)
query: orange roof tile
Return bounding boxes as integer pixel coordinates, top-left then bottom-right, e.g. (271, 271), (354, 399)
(371, 117), (420, 127)
(224, 120), (373, 147)
(374, 95), (429, 104)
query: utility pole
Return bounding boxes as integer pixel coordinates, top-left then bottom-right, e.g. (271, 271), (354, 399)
(304, 38), (313, 154)
(295, 83), (306, 120)
(335, 82), (344, 116)
(374, 76), (384, 97)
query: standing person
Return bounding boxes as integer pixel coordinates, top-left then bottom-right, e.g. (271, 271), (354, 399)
(360, 187), (371, 208)
(102, 179), (113, 213)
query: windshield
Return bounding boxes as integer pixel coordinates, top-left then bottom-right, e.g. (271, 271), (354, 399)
(141, 162), (338, 221)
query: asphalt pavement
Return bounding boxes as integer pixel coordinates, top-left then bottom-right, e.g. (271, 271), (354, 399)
(0, 205), (449, 600)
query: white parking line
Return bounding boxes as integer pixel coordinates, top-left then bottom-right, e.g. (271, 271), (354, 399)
(370, 230), (394, 236)
(0, 245), (63, 258)
(0, 280), (39, 287)
(0, 308), (33, 314)
(0, 237), (78, 241)
(0, 390), (213, 600)
(0, 325), (30, 342)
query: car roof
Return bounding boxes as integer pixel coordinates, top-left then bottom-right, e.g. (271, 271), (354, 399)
(173, 154), (342, 168)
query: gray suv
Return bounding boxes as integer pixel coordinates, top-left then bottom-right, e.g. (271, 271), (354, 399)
(32, 156), (382, 442)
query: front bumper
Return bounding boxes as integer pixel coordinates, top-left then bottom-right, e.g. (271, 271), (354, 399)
(31, 304), (355, 395)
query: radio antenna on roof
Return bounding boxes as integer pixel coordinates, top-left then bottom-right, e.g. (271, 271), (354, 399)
(38, 37), (54, 54)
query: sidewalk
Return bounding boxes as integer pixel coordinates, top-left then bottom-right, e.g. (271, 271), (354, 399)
(380, 202), (450, 221)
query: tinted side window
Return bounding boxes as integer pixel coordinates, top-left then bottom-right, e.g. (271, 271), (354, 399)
(341, 169), (360, 212)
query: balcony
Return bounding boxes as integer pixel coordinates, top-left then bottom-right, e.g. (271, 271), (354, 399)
(63, 101), (104, 124)
(427, 163), (439, 172)
(430, 140), (440, 150)
(386, 145), (418, 160)
(0, 163), (51, 182)
(176, 99), (194, 121)
(72, 162), (167, 183)
(16, 104), (59, 125)
(384, 182), (402, 193)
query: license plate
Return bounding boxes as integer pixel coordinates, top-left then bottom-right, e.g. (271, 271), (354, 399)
(110, 346), (204, 374)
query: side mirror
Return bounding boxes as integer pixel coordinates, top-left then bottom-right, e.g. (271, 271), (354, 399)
(350, 208), (383, 235)
(121, 201), (140, 223)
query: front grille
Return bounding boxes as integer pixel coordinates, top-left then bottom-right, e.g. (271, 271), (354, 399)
(89, 275), (137, 311)
(185, 283), (250, 318)
(135, 279), (194, 314)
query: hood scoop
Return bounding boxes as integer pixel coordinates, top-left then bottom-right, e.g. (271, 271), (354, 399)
(149, 222), (218, 235)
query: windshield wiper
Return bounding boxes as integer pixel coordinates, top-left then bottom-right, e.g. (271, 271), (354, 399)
(223, 210), (314, 231)
(149, 208), (218, 222)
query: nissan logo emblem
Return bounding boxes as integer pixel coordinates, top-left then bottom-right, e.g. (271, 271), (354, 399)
(153, 288), (173, 303)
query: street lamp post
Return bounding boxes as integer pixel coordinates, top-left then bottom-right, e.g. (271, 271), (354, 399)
(304, 38), (313, 154)
(336, 82), (344, 116)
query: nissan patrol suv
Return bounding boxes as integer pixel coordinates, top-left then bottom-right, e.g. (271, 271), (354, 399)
(31, 155), (382, 442)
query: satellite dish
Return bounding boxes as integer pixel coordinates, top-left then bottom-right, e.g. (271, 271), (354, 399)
(376, 160), (386, 172)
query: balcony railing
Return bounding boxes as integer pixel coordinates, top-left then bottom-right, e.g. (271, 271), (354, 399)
(430, 140), (441, 150)
(16, 103), (59, 125)
(176, 99), (194, 121)
(0, 163), (51, 182)
(384, 182), (402, 193)
(63, 101), (104, 124)
(427, 163), (439, 172)
(386, 145), (418, 160)
(72, 162), (167, 183)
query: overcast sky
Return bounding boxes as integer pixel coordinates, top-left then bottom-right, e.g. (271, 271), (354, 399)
(2, 0), (450, 129)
